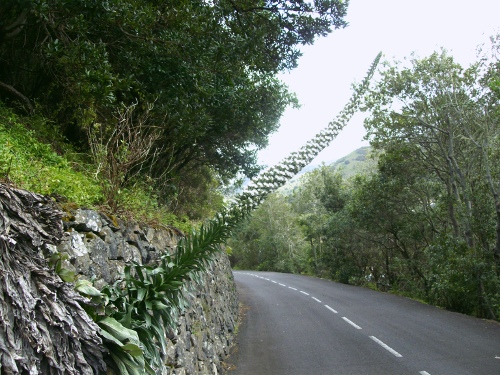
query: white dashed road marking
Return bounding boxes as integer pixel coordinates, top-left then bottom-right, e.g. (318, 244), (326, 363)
(342, 317), (362, 329)
(247, 274), (340, 316)
(369, 336), (403, 357)
(324, 305), (338, 314)
(241, 272), (420, 371)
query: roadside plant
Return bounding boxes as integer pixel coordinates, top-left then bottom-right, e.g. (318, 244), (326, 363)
(88, 101), (163, 212)
(76, 53), (381, 374)
(234, 52), (382, 211)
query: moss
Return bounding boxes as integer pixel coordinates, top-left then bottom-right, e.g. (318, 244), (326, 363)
(59, 202), (78, 222)
(61, 215), (75, 222)
(190, 320), (203, 335)
(201, 301), (210, 317)
(85, 232), (96, 239)
(109, 214), (119, 228)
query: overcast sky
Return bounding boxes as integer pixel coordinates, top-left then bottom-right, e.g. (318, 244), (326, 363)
(257, 0), (500, 168)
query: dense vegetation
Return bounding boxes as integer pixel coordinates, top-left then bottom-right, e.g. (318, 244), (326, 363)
(0, 0), (349, 220)
(7, 0), (500, 371)
(230, 42), (500, 321)
(0, 1), (360, 373)
(0, 47), (380, 375)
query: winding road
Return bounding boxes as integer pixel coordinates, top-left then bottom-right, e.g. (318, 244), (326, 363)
(226, 271), (500, 375)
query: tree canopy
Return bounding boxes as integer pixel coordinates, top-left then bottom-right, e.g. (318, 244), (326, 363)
(230, 43), (500, 321)
(0, 0), (349, 206)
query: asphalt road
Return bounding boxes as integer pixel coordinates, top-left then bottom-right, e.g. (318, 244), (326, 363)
(226, 271), (500, 375)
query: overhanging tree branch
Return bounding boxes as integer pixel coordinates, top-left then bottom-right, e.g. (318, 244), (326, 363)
(0, 81), (33, 113)
(1, 8), (29, 40)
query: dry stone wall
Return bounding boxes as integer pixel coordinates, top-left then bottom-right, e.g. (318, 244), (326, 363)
(55, 208), (239, 374)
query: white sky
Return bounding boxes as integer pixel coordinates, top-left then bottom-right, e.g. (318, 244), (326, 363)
(258, 0), (500, 168)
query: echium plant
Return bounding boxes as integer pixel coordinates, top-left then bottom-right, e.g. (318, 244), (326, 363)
(231, 51), (382, 214)
(79, 52), (381, 375)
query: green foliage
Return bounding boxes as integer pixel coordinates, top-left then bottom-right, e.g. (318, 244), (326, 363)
(0, 47), (378, 374)
(229, 54), (381, 275)
(236, 44), (500, 321)
(328, 146), (378, 178)
(229, 42), (500, 324)
(81, 208), (249, 373)
(0, 2), (391, 373)
(70, 278), (149, 374)
(115, 181), (193, 233)
(163, 165), (226, 221)
(0, 0), (348, 192)
(293, 167), (371, 282)
(229, 193), (309, 273)
(362, 47), (500, 310)
(425, 236), (500, 317)
(98, 317), (148, 375)
(87, 102), (162, 211)
(0, 103), (102, 205)
(0, 103), (210, 231)
(48, 252), (76, 283)
(66, 52), (380, 375)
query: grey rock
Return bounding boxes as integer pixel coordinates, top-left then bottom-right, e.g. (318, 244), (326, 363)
(72, 209), (103, 233)
(182, 351), (195, 375)
(64, 230), (88, 257)
(85, 236), (111, 282)
(56, 207), (238, 375)
(99, 213), (121, 232)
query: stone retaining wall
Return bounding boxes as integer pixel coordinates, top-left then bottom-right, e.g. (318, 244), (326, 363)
(55, 208), (239, 374)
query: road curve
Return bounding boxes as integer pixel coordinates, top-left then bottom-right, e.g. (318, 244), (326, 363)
(226, 271), (500, 375)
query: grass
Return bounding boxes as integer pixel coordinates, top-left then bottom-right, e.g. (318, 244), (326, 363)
(0, 103), (191, 232)
(0, 104), (103, 205)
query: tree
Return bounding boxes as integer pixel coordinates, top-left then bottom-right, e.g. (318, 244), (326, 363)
(0, 47), (383, 373)
(364, 51), (492, 253)
(0, 0), (349, 201)
(227, 52), (382, 274)
(347, 147), (439, 294)
(291, 168), (330, 275)
(229, 193), (309, 273)
(467, 36), (500, 263)
(363, 49), (500, 317)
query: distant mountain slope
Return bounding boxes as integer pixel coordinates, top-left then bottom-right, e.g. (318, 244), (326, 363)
(278, 146), (377, 195)
(329, 146), (377, 178)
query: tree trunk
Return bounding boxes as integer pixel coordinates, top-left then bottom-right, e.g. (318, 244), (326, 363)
(481, 148), (500, 265)
(0, 184), (106, 374)
(309, 238), (316, 274)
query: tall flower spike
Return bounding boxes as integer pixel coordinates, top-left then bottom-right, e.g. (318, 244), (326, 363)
(95, 54), (380, 373)
(230, 52), (382, 215)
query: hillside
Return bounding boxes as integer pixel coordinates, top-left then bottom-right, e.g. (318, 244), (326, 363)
(278, 146), (377, 195)
(328, 146), (377, 178)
